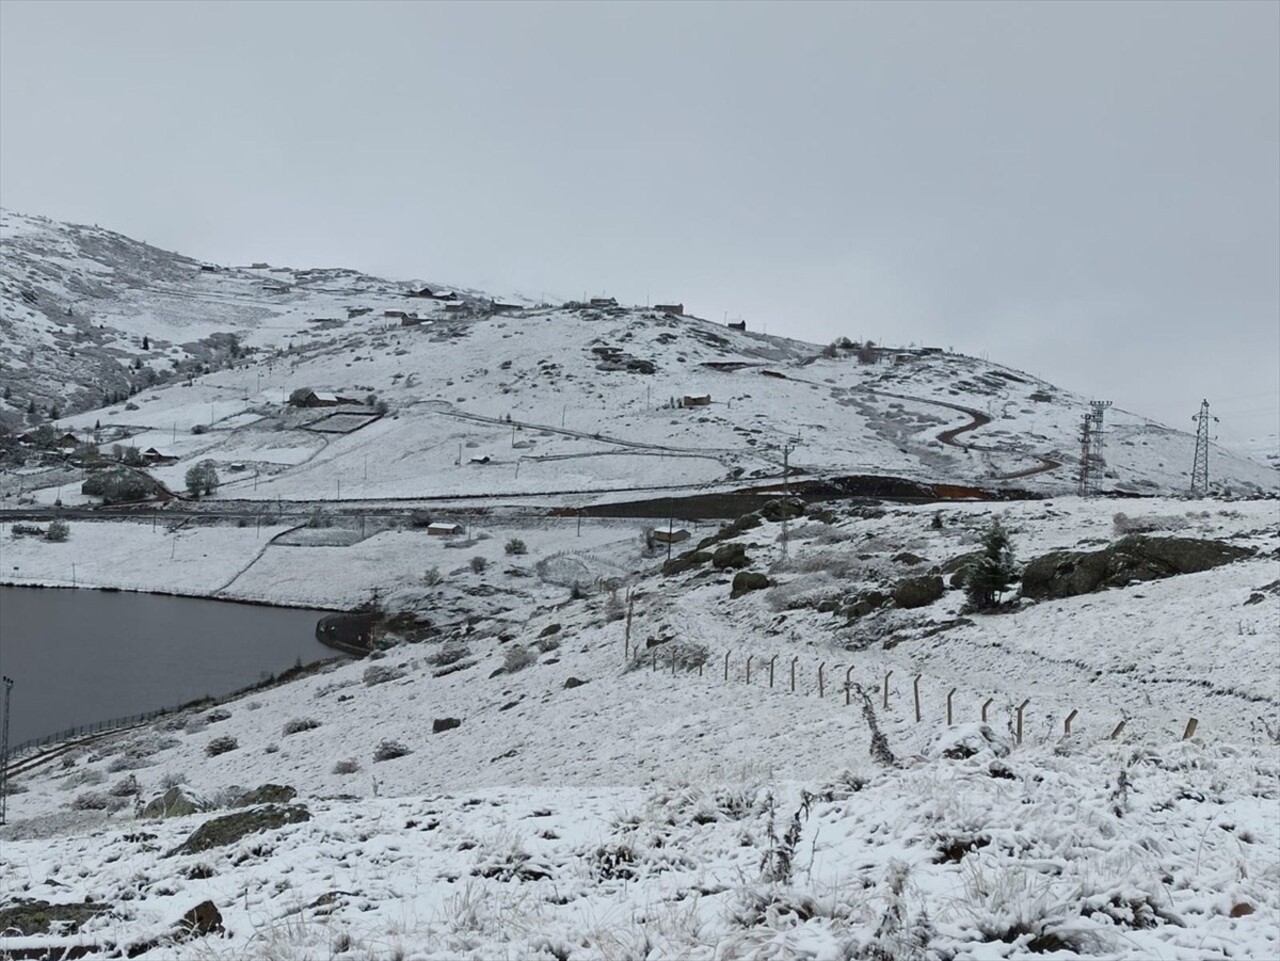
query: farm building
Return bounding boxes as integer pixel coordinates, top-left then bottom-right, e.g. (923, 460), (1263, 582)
(141, 447), (179, 465)
(444, 300), (466, 312)
(427, 522), (462, 537)
(728, 320), (746, 331)
(682, 395), (711, 407)
(653, 528), (691, 545)
(294, 389), (359, 408)
(654, 303), (684, 315)
(384, 309), (415, 321)
(491, 300), (524, 312)
(589, 297), (618, 307)
(401, 315), (425, 327)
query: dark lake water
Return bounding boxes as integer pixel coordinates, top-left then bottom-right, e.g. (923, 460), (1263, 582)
(0, 586), (333, 746)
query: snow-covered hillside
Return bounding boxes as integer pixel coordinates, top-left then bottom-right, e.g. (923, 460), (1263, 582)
(2, 496), (1277, 959)
(3, 209), (1275, 503)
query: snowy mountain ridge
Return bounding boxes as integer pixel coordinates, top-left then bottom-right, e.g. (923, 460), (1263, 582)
(2, 208), (1275, 507)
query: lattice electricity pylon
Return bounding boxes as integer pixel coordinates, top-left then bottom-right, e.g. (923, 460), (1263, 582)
(0, 675), (13, 826)
(1076, 401), (1112, 497)
(1190, 399), (1218, 497)
(1076, 414), (1093, 496)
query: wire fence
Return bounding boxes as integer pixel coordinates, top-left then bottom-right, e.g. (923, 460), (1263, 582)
(3, 706), (177, 768)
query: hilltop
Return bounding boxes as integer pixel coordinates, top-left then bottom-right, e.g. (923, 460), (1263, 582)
(2, 208), (1275, 512)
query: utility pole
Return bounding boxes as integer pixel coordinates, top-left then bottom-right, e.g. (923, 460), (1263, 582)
(1190, 399), (1218, 497)
(1, 675), (13, 825)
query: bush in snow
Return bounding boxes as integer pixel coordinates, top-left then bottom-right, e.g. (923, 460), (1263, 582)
(427, 645), (470, 667)
(422, 566), (444, 586)
(332, 759), (360, 775)
(373, 739), (412, 762)
(362, 664), (407, 686)
(45, 519), (69, 542)
(469, 555), (488, 574)
(282, 717), (321, 736)
(205, 735), (238, 757)
(504, 537), (527, 555)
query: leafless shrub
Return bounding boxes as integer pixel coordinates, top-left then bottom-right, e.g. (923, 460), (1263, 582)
(426, 645), (470, 667)
(159, 770), (188, 790)
(333, 759), (360, 775)
(363, 664), (407, 686)
(283, 717), (321, 736)
(205, 735), (238, 757)
(422, 566), (444, 586)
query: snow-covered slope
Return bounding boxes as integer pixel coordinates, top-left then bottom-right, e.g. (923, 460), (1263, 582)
(4, 209), (1275, 502)
(2, 496), (1277, 959)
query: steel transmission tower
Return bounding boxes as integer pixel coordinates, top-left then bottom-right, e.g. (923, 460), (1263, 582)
(0, 676), (12, 826)
(1190, 399), (1217, 497)
(1076, 400), (1111, 497)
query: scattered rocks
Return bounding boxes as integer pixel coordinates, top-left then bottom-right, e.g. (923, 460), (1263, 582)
(730, 571), (770, 598)
(231, 784), (297, 808)
(942, 550), (985, 588)
(662, 550), (712, 575)
(563, 677), (588, 689)
(893, 574), (945, 609)
(140, 786), (210, 819)
(712, 542), (749, 570)
(1021, 535), (1252, 601)
(432, 717), (462, 733)
(167, 805), (312, 857)
(0, 899), (110, 936)
(760, 497), (805, 522)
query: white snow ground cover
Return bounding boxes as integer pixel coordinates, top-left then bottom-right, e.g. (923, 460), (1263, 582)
(2, 495), (1277, 958)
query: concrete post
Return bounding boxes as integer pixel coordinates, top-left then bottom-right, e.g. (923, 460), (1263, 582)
(1182, 717), (1198, 741)
(1016, 698), (1031, 745)
(947, 688), (957, 725)
(1064, 709), (1079, 736)
(745, 655), (753, 684)
(768, 654), (779, 688)
(818, 662), (826, 698)
(981, 697), (994, 722)
(883, 670), (893, 709)
(790, 656), (799, 692)
(913, 674), (923, 723)
(723, 650), (731, 682)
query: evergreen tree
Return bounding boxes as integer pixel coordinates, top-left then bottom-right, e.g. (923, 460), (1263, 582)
(142, 335), (150, 350)
(965, 518), (1017, 611)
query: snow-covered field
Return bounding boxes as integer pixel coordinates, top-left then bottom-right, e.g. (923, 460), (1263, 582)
(2, 496), (1277, 959)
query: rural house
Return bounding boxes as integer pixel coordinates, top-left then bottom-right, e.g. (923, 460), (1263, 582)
(589, 297), (618, 307)
(427, 522), (462, 537)
(652, 528), (691, 545)
(728, 320), (746, 331)
(682, 395), (711, 407)
(654, 303), (684, 315)
(141, 447), (179, 465)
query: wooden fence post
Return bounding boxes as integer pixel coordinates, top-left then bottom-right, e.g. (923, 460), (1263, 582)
(913, 674), (923, 723)
(624, 591), (634, 660)
(651, 650), (658, 672)
(768, 654), (778, 688)
(1182, 717), (1198, 741)
(671, 649), (678, 675)
(723, 650), (731, 682)
(1016, 698), (1031, 745)
(1109, 720), (1126, 740)
(947, 688), (957, 725)
(845, 665), (856, 705)
(790, 656), (799, 692)
(818, 662), (826, 698)
(1064, 708), (1078, 736)
(883, 670), (893, 709)
(745, 654), (753, 684)
(981, 697), (994, 722)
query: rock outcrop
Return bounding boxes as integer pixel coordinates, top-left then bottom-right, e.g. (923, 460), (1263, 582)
(1021, 535), (1252, 600)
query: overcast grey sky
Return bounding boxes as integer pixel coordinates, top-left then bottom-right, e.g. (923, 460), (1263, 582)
(2, 0), (1276, 437)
